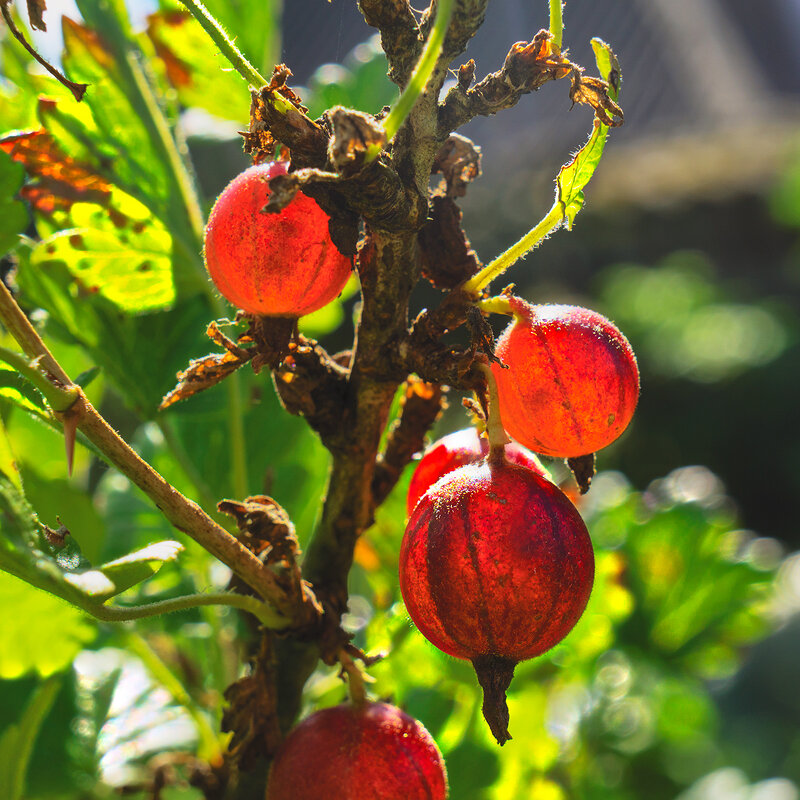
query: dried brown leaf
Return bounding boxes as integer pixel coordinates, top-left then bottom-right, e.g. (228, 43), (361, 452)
(327, 106), (387, 177)
(0, 127), (112, 215)
(432, 133), (482, 198)
(569, 74), (624, 127)
(159, 322), (254, 410)
(26, 0), (47, 31)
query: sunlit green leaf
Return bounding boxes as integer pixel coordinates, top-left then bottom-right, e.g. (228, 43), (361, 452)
(146, 11), (251, 123)
(554, 38), (621, 229)
(0, 574), (96, 679)
(32, 203), (175, 314)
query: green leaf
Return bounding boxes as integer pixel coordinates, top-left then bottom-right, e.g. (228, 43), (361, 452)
(146, 11), (252, 122)
(93, 540), (184, 600)
(554, 38), (621, 229)
(16, 241), (213, 415)
(0, 675), (62, 800)
(0, 574), (96, 679)
(590, 38), (622, 101)
(32, 204), (176, 315)
(58, 17), (171, 216)
(0, 149), (29, 257)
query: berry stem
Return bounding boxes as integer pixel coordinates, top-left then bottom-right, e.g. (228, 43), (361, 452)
(177, 0), (269, 89)
(85, 591), (289, 628)
(378, 0), (456, 150)
(550, 0), (564, 49)
(339, 648), (368, 707)
(461, 203), (565, 297)
(476, 296), (515, 318)
(476, 362), (510, 462)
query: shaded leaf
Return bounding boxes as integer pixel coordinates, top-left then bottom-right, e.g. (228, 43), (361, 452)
(0, 674), (61, 800)
(0, 149), (29, 257)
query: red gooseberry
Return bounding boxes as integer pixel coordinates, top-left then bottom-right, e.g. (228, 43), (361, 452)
(406, 427), (548, 516)
(400, 453), (594, 744)
(491, 297), (639, 458)
(204, 161), (351, 317)
(265, 701), (448, 800)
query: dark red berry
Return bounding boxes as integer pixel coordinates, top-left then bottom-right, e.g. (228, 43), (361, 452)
(491, 297), (639, 458)
(265, 702), (448, 800)
(400, 455), (594, 744)
(406, 427), (547, 516)
(204, 161), (351, 317)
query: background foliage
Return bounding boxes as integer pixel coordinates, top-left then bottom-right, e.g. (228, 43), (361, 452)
(0, 1), (798, 798)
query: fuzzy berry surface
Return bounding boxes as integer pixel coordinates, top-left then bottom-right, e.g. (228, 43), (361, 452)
(491, 298), (639, 458)
(400, 458), (594, 663)
(265, 702), (448, 800)
(406, 427), (547, 516)
(204, 161), (351, 317)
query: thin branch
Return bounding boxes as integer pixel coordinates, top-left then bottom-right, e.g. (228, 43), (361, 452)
(177, 0), (268, 87)
(86, 591), (290, 629)
(0, 1), (88, 101)
(550, 0), (564, 48)
(371, 378), (444, 507)
(380, 0), (455, 145)
(462, 203), (564, 296)
(437, 30), (574, 137)
(0, 345), (78, 411)
(0, 280), (305, 619)
(358, 0), (421, 86)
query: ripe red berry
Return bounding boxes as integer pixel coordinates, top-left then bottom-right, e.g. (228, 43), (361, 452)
(406, 427), (547, 516)
(400, 455), (594, 744)
(204, 161), (351, 317)
(491, 297), (639, 458)
(265, 702), (448, 800)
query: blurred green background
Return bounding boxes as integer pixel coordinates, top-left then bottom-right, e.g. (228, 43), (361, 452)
(1, 1), (799, 798)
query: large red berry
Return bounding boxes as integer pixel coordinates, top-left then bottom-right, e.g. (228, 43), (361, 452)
(265, 702), (448, 800)
(400, 455), (594, 743)
(491, 297), (639, 458)
(406, 427), (547, 516)
(204, 161), (351, 317)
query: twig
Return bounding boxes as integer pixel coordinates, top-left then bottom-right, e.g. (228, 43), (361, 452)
(0, 280), (293, 615)
(177, 0), (267, 87)
(0, 1), (88, 101)
(380, 0), (455, 145)
(358, 0), (421, 86)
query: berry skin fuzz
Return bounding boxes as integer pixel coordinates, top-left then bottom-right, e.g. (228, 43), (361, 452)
(265, 702), (448, 800)
(400, 456), (594, 743)
(204, 161), (351, 317)
(492, 297), (639, 458)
